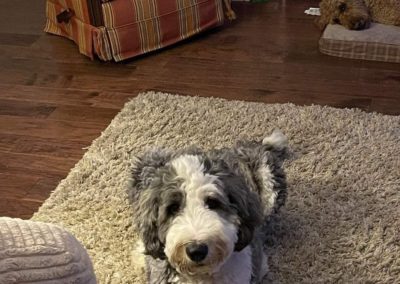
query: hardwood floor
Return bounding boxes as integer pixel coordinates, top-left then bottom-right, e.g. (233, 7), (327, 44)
(0, 0), (399, 219)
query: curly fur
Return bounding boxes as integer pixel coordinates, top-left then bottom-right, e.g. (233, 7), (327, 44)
(317, 0), (400, 30)
(131, 130), (288, 283)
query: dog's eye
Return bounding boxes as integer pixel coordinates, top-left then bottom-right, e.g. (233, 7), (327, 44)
(338, 3), (347, 12)
(205, 197), (222, 210)
(167, 203), (180, 215)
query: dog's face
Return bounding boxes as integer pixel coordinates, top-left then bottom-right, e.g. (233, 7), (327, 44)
(317, 0), (371, 30)
(133, 150), (262, 277)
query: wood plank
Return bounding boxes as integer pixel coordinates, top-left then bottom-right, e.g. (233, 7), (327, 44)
(0, 133), (88, 159)
(0, 33), (40, 47)
(0, 0), (45, 35)
(48, 105), (120, 124)
(0, 173), (39, 199)
(0, 115), (104, 142)
(0, 99), (56, 118)
(0, 84), (133, 109)
(0, 198), (42, 219)
(27, 177), (60, 202)
(1, 55), (398, 103)
(0, 151), (77, 179)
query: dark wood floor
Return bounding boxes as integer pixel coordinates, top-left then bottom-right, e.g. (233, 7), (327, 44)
(1, 0), (399, 219)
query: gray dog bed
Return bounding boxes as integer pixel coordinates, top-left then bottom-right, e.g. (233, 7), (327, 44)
(319, 23), (400, 63)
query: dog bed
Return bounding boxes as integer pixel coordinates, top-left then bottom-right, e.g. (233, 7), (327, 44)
(0, 217), (96, 284)
(319, 23), (400, 63)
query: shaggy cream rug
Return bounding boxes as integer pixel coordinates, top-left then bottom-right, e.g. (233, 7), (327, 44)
(32, 92), (400, 283)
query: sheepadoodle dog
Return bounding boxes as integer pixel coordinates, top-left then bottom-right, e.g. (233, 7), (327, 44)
(317, 0), (400, 30)
(132, 130), (288, 283)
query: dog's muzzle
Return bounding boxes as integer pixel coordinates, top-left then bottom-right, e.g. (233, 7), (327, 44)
(352, 18), (370, 30)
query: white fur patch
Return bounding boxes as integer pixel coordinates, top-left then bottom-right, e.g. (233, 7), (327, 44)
(171, 155), (218, 192)
(169, 247), (253, 284)
(131, 239), (146, 274)
(262, 129), (288, 150)
(212, 245), (253, 284)
(166, 155), (239, 278)
(257, 162), (277, 214)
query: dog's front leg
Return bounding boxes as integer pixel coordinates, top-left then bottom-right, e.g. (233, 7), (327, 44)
(223, 0), (236, 20)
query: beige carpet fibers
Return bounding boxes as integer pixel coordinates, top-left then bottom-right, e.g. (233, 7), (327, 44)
(32, 92), (400, 283)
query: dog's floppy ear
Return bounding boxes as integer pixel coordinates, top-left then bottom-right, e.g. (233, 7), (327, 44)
(136, 189), (166, 259)
(132, 148), (172, 191)
(315, 0), (332, 30)
(235, 130), (288, 214)
(222, 175), (263, 251)
(132, 149), (172, 259)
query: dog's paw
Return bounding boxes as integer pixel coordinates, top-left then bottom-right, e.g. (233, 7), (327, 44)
(131, 239), (147, 278)
(226, 10), (237, 20)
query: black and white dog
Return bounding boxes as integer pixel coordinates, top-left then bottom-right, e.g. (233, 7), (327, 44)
(132, 130), (288, 283)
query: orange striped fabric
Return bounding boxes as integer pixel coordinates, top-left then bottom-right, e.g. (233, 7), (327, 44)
(45, 0), (112, 60)
(45, 0), (224, 61)
(102, 0), (224, 61)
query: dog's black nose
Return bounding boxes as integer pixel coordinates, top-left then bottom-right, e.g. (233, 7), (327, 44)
(355, 21), (366, 30)
(185, 242), (208, 262)
(353, 19), (370, 30)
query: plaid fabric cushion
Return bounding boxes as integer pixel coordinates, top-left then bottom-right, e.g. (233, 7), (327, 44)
(102, 0), (224, 61)
(319, 23), (400, 63)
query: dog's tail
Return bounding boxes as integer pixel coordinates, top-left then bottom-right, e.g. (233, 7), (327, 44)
(262, 129), (288, 152)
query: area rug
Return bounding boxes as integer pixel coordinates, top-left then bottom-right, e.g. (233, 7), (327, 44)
(32, 92), (400, 283)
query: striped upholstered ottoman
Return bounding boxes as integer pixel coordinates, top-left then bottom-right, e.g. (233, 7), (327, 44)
(45, 0), (225, 61)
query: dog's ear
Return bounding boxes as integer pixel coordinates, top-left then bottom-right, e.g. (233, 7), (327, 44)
(315, 0), (332, 30)
(315, 14), (329, 31)
(222, 175), (263, 251)
(137, 189), (166, 259)
(235, 130), (288, 214)
(132, 149), (172, 259)
(132, 148), (172, 191)
(315, 11), (329, 30)
(232, 183), (263, 251)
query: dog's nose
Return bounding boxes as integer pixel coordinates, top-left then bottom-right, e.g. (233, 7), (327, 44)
(185, 242), (208, 262)
(353, 19), (370, 30)
(355, 21), (365, 30)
